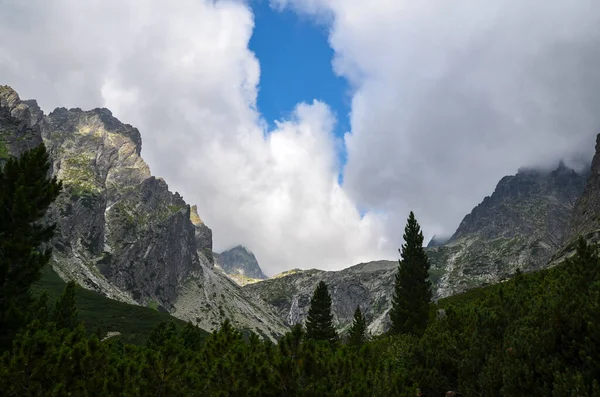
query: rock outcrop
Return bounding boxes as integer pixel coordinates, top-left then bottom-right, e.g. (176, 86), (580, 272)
(215, 245), (267, 281)
(0, 86), (44, 163)
(432, 162), (586, 297)
(0, 86), (286, 339)
(566, 134), (600, 245)
(245, 261), (397, 335)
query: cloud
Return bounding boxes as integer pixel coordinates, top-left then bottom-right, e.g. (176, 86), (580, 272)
(273, 0), (600, 239)
(4, 0), (598, 276)
(0, 0), (389, 275)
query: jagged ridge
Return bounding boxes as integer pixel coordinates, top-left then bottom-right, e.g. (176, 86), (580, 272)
(0, 86), (287, 339)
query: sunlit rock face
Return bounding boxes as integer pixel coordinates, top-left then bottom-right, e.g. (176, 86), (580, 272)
(0, 85), (286, 339)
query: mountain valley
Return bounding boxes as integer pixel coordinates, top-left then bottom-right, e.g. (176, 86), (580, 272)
(1, 84), (596, 339)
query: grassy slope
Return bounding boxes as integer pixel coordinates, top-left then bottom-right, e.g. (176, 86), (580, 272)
(33, 266), (209, 345)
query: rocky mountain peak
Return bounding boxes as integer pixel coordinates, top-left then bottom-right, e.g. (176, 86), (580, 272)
(450, 163), (585, 242)
(0, 86), (44, 162)
(190, 205), (204, 226)
(0, 86), (287, 339)
(215, 245), (267, 280)
(428, 161), (588, 297)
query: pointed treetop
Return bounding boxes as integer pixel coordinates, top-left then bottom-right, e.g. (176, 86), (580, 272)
(305, 281), (338, 344)
(348, 305), (367, 346)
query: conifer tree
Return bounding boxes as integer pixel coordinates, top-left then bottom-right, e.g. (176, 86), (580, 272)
(0, 144), (62, 350)
(54, 281), (80, 330)
(305, 281), (337, 343)
(347, 305), (367, 346)
(389, 211), (432, 336)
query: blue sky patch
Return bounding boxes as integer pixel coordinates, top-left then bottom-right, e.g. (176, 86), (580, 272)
(249, 0), (350, 178)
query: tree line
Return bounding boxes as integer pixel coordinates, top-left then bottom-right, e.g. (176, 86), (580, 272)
(1, 145), (599, 396)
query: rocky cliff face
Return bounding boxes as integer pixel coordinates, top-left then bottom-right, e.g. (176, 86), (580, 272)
(0, 86), (286, 339)
(247, 162), (587, 334)
(432, 163), (586, 297)
(245, 261), (397, 335)
(566, 134), (600, 246)
(0, 87), (44, 163)
(215, 245), (267, 281)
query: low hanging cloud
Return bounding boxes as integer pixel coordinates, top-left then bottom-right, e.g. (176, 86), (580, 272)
(274, 0), (600, 240)
(0, 0), (389, 275)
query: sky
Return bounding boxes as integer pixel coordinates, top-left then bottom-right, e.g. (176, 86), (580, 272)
(1, 0), (600, 276)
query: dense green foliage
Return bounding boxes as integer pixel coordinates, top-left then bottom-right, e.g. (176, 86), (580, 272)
(305, 280), (338, 343)
(390, 211), (433, 336)
(347, 306), (367, 346)
(0, 144), (61, 350)
(7, 238), (597, 396)
(33, 266), (197, 345)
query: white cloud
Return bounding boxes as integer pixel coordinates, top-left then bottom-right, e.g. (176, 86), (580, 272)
(0, 0), (389, 275)
(274, 0), (600, 240)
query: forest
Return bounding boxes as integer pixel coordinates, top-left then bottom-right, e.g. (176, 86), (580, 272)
(1, 145), (599, 396)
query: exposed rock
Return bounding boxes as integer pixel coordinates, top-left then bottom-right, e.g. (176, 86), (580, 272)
(245, 261), (397, 335)
(0, 86), (284, 339)
(101, 331), (122, 342)
(566, 134), (600, 246)
(173, 264), (288, 340)
(247, 162), (587, 334)
(0, 86), (44, 163)
(433, 162), (586, 297)
(190, 205), (213, 265)
(215, 245), (267, 280)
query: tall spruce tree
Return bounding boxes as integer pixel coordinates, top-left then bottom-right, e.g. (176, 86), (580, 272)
(305, 281), (337, 343)
(389, 211), (432, 336)
(347, 305), (367, 346)
(54, 281), (80, 330)
(0, 144), (62, 350)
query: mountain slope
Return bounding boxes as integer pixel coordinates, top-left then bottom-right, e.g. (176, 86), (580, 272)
(247, 163), (587, 334)
(432, 163), (586, 297)
(215, 245), (267, 280)
(0, 86), (286, 339)
(245, 261), (398, 334)
(33, 266), (208, 345)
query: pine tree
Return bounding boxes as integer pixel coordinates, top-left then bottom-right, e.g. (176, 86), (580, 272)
(0, 144), (62, 350)
(54, 281), (80, 330)
(347, 306), (367, 346)
(305, 281), (337, 343)
(389, 211), (432, 336)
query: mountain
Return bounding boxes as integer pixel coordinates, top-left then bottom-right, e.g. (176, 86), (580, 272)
(432, 162), (587, 297)
(33, 266), (209, 345)
(246, 162), (588, 334)
(244, 261), (398, 334)
(0, 86), (287, 339)
(214, 245), (267, 281)
(566, 134), (600, 246)
(427, 235), (450, 248)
